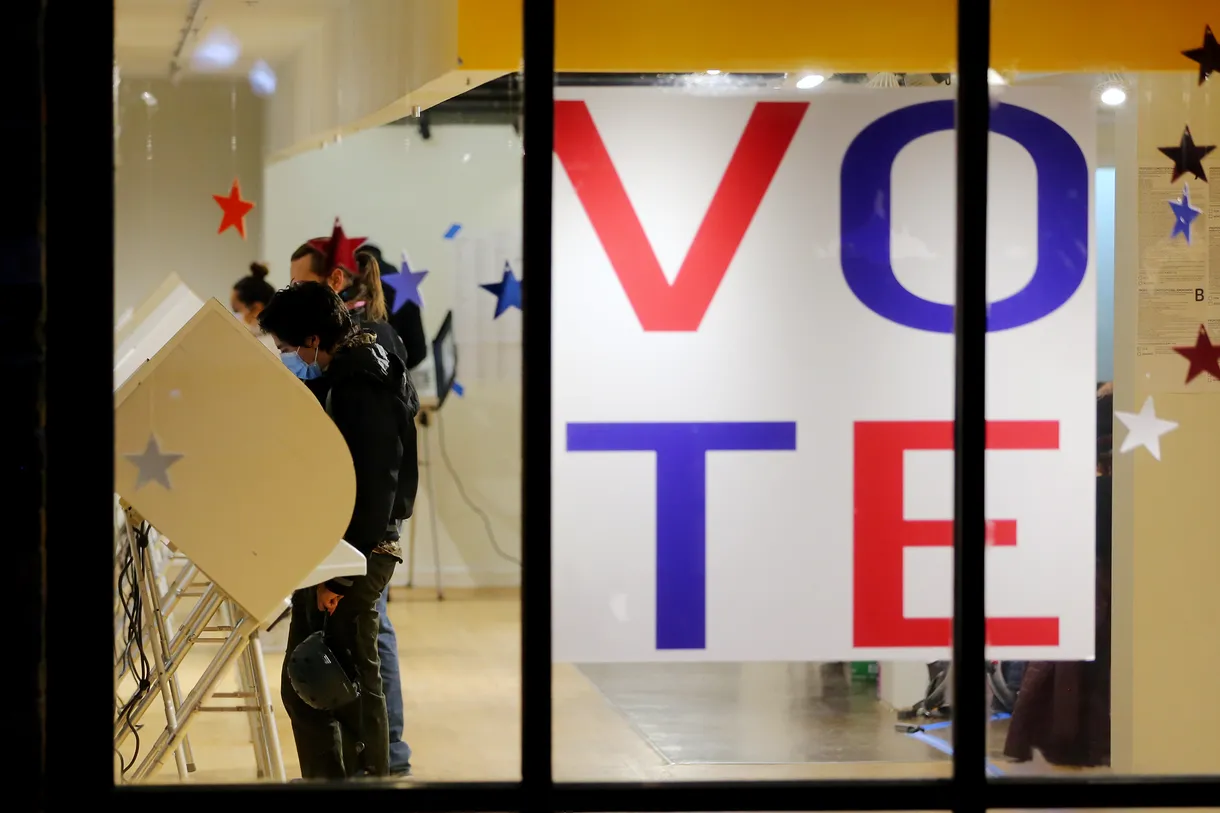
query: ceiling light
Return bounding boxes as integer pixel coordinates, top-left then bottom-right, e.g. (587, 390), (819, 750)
(191, 27), (242, 72)
(1100, 85), (1127, 106)
(248, 60), (276, 97)
(987, 69), (1006, 86)
(705, 69), (721, 75)
(796, 74), (826, 90)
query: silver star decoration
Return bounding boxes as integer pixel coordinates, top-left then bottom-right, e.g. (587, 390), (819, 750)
(1115, 396), (1178, 462)
(122, 433), (185, 490)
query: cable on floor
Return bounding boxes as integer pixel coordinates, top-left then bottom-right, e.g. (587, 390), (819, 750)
(433, 409), (521, 567)
(114, 521), (153, 775)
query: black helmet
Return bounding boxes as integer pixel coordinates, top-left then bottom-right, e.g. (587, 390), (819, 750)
(286, 631), (360, 711)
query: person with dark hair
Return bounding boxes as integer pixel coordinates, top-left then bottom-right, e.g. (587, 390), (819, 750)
(356, 244), (428, 369)
(231, 262), (278, 353)
(258, 282), (420, 780)
(1003, 383), (1113, 767)
(289, 227), (411, 369)
(289, 227), (416, 775)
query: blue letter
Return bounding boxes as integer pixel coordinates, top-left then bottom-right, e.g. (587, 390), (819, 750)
(567, 422), (798, 649)
(840, 100), (1089, 333)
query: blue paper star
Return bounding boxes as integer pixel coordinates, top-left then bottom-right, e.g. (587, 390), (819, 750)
(1169, 184), (1202, 244)
(382, 252), (428, 312)
(479, 261), (522, 318)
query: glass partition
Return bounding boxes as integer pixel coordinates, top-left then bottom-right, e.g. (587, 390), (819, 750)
(984, 27), (1220, 784)
(110, 0), (522, 786)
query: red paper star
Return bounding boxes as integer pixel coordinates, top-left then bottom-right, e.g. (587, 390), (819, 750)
(1173, 324), (1220, 384)
(307, 217), (367, 275)
(212, 179), (255, 239)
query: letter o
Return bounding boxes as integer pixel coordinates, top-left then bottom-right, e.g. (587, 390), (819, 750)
(839, 100), (1089, 333)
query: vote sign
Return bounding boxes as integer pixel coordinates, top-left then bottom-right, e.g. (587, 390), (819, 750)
(552, 88), (1097, 663)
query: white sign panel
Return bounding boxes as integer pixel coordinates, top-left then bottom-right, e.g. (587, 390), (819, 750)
(552, 87), (1097, 663)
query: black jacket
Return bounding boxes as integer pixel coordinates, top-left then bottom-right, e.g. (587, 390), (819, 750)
(380, 286), (428, 369)
(310, 335), (420, 558)
(360, 316), (412, 370)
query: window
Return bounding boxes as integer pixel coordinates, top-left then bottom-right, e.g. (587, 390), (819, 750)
(34, 0), (1220, 809)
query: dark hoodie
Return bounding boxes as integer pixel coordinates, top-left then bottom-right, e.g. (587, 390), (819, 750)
(308, 333), (420, 558)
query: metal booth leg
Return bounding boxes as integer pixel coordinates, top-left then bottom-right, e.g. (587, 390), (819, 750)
(246, 630), (286, 781)
(422, 414), (443, 600)
(129, 616), (255, 783)
(135, 540), (190, 781)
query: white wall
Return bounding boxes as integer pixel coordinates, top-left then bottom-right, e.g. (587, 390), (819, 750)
(265, 124), (524, 587)
(115, 79), (265, 323)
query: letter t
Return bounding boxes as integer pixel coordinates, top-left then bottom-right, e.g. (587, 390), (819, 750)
(567, 422), (798, 650)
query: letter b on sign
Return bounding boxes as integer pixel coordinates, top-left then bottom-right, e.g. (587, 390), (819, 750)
(840, 100), (1089, 333)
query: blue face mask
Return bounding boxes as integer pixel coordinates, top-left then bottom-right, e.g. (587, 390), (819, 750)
(282, 347), (323, 380)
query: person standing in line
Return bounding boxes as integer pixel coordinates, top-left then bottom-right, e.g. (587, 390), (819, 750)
(289, 231), (411, 370)
(1003, 384), (1113, 767)
(230, 262), (279, 354)
(289, 229), (415, 776)
(259, 282), (419, 779)
(356, 243), (427, 369)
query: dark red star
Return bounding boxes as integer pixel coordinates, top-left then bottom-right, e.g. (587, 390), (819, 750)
(1158, 126), (1216, 183)
(1173, 324), (1220, 385)
(307, 217), (367, 275)
(213, 179), (255, 239)
(1183, 24), (1220, 86)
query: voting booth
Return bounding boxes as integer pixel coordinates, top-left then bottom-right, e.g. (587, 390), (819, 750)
(113, 286), (365, 783)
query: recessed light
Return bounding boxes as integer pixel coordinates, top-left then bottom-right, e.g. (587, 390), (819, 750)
(705, 69), (721, 75)
(987, 69), (1006, 86)
(1100, 86), (1127, 106)
(796, 74), (826, 90)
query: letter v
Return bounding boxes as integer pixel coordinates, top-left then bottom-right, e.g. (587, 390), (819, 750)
(554, 100), (808, 331)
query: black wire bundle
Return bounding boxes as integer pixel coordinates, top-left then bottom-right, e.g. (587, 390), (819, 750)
(114, 521), (153, 776)
(434, 411), (521, 567)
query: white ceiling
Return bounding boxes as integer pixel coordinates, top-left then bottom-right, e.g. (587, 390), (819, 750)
(115, 0), (346, 79)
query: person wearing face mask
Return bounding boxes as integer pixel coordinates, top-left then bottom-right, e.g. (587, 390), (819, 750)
(230, 262), (278, 353)
(289, 230), (410, 369)
(258, 282), (420, 780)
(288, 224), (415, 775)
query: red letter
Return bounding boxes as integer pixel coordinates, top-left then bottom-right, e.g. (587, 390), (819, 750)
(554, 100), (807, 331)
(853, 420), (1061, 649)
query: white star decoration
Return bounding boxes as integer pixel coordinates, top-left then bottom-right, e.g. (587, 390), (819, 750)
(123, 433), (185, 490)
(1114, 396), (1178, 462)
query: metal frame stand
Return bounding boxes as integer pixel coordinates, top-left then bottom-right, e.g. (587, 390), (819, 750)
(405, 406), (444, 600)
(114, 515), (286, 784)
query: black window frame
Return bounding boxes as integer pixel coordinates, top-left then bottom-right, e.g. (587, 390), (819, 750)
(38, 0), (1220, 809)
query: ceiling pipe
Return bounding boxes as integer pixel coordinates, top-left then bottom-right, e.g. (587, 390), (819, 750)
(169, 0), (206, 83)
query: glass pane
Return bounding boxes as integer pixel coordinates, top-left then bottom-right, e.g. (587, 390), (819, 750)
(987, 13), (1220, 781)
(550, 8), (964, 782)
(113, 0), (522, 784)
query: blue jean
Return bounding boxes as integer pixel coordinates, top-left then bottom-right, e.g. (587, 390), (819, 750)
(377, 585), (412, 772)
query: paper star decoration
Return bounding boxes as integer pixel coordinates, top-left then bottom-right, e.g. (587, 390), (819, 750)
(1168, 184), (1203, 243)
(307, 218), (367, 275)
(1173, 324), (1220, 385)
(479, 261), (523, 318)
(1115, 396), (1178, 462)
(1183, 24), (1220, 86)
(1158, 126), (1216, 184)
(382, 252), (428, 313)
(123, 433), (185, 490)
(212, 179), (255, 239)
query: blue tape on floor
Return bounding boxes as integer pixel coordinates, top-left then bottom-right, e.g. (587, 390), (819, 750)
(444, 223), (463, 239)
(907, 730), (954, 755)
(902, 713), (1009, 776)
(920, 712), (1009, 731)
